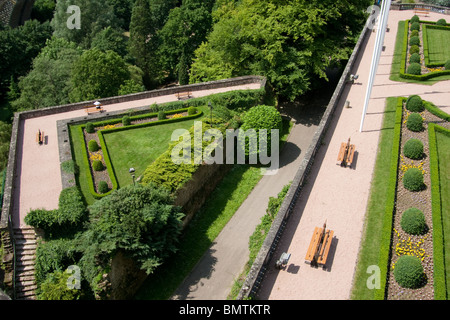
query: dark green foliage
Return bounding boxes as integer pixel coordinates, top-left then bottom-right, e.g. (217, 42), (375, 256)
(98, 181), (109, 194)
(407, 62), (421, 75)
(401, 207), (427, 235)
(409, 53), (421, 64)
(86, 122), (95, 133)
(409, 45), (420, 55)
(61, 160), (79, 175)
(403, 167), (425, 191)
(122, 116), (131, 126)
(411, 15), (420, 24)
(212, 105), (233, 122)
(31, 0), (57, 22)
(406, 113), (424, 132)
(0, 121), (11, 171)
(77, 183), (184, 288)
(445, 60), (450, 70)
(92, 160), (104, 171)
(436, 18), (447, 26)
(406, 95), (424, 112)
(404, 138), (424, 160)
(88, 140), (99, 152)
(187, 106), (197, 116)
(410, 29), (419, 37)
(409, 36), (420, 46)
(394, 255), (425, 288)
(158, 111), (166, 120)
(410, 22), (420, 31)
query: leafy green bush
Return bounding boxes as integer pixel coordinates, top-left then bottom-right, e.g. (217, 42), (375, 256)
(407, 62), (421, 75)
(92, 159), (104, 171)
(445, 60), (450, 70)
(409, 35), (420, 46)
(88, 139), (99, 152)
(436, 18), (447, 26)
(406, 95), (424, 112)
(98, 181), (109, 194)
(410, 15), (420, 24)
(394, 255), (425, 288)
(410, 29), (419, 37)
(410, 21), (420, 31)
(401, 207), (427, 235)
(212, 105), (233, 122)
(86, 122), (95, 134)
(122, 116), (131, 126)
(406, 113), (424, 132)
(409, 53), (421, 64)
(61, 160), (78, 174)
(409, 44), (420, 55)
(403, 138), (424, 160)
(158, 110), (166, 120)
(187, 106), (197, 116)
(403, 167), (425, 191)
(38, 270), (82, 300)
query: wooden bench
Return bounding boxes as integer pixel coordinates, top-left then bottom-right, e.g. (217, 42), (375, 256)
(84, 105), (104, 114)
(337, 138), (356, 168)
(414, 8), (430, 16)
(36, 130), (44, 144)
(305, 221), (334, 267)
(176, 91), (191, 100)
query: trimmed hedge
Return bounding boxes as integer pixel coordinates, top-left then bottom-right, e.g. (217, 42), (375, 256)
(409, 45), (420, 55)
(401, 207), (427, 235)
(445, 60), (450, 70)
(403, 167), (425, 191)
(92, 160), (104, 171)
(436, 18), (447, 26)
(98, 181), (109, 194)
(409, 35), (420, 46)
(406, 95), (424, 112)
(406, 113), (424, 132)
(88, 140), (99, 152)
(410, 15), (420, 24)
(394, 255), (425, 289)
(407, 62), (421, 75)
(86, 122), (95, 134)
(410, 21), (420, 31)
(409, 53), (421, 64)
(403, 138), (424, 160)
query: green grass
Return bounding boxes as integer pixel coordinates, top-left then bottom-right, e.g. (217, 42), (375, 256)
(134, 164), (263, 300)
(351, 97), (401, 300)
(426, 27), (450, 65)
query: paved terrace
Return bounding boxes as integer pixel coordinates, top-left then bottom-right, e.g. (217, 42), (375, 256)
(256, 10), (450, 300)
(11, 81), (263, 228)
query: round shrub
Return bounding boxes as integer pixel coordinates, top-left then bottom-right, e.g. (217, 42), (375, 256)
(436, 18), (447, 26)
(410, 15), (420, 24)
(98, 181), (109, 194)
(401, 207), (427, 235)
(88, 139), (99, 152)
(407, 62), (421, 75)
(394, 255), (425, 288)
(410, 21), (420, 31)
(444, 60), (450, 70)
(92, 160), (104, 171)
(409, 53), (420, 64)
(409, 44), (420, 55)
(406, 95), (424, 112)
(122, 116), (131, 126)
(406, 113), (424, 132)
(187, 106), (197, 116)
(409, 36), (420, 46)
(410, 29), (419, 37)
(404, 138), (424, 160)
(158, 110), (166, 120)
(86, 122), (95, 134)
(403, 167), (425, 191)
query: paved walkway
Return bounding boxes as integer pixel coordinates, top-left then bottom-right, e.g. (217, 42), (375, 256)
(256, 10), (450, 300)
(12, 83), (262, 228)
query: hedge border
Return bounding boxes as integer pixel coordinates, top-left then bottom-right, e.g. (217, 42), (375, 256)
(399, 20), (450, 80)
(428, 122), (450, 300)
(78, 108), (204, 198)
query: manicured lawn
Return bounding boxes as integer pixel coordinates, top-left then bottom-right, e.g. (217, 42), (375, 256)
(426, 27), (450, 65)
(103, 118), (204, 187)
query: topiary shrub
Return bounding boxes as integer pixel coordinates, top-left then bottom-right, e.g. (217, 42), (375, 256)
(401, 207), (427, 235)
(445, 60), (450, 70)
(394, 255), (425, 288)
(88, 139), (99, 152)
(187, 106), (197, 116)
(86, 122), (95, 134)
(409, 53), (421, 64)
(407, 62), (421, 75)
(92, 159), (104, 171)
(409, 44), (420, 55)
(406, 113), (424, 132)
(409, 36), (420, 46)
(410, 15), (420, 24)
(98, 181), (109, 194)
(410, 21), (420, 31)
(122, 116), (131, 126)
(436, 18), (447, 26)
(406, 95), (424, 112)
(158, 110), (166, 120)
(410, 29), (419, 37)
(403, 167), (425, 191)
(404, 138), (424, 160)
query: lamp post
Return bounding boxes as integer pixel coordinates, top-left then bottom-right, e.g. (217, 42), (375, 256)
(129, 167), (136, 186)
(208, 102), (213, 127)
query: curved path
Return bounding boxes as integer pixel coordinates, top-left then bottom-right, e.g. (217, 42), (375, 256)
(257, 10), (450, 300)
